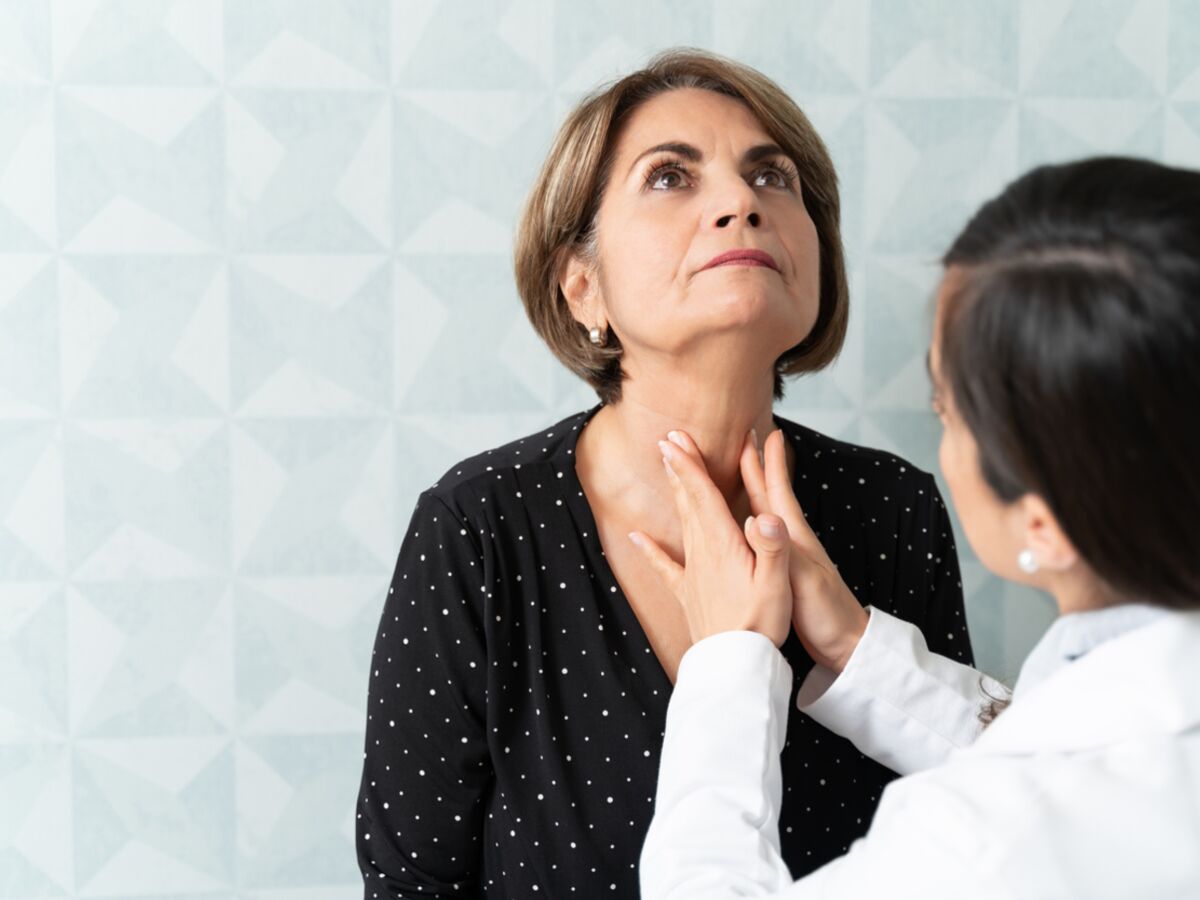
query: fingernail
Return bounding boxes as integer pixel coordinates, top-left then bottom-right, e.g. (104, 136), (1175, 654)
(627, 532), (643, 547)
(758, 516), (783, 538)
(667, 430), (686, 449)
(750, 427), (758, 448)
(657, 439), (673, 458)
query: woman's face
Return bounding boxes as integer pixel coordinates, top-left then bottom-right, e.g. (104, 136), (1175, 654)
(585, 87), (821, 371)
(929, 271), (1028, 582)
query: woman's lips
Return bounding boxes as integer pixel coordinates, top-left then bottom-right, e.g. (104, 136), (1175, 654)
(701, 249), (779, 271)
(711, 258), (772, 268)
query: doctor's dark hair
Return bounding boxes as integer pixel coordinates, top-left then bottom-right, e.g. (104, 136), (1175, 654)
(939, 156), (1200, 611)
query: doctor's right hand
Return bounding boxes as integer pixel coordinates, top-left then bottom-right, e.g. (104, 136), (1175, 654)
(739, 428), (869, 673)
(628, 432), (794, 648)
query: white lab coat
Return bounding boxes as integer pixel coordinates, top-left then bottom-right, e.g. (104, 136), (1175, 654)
(640, 606), (1200, 899)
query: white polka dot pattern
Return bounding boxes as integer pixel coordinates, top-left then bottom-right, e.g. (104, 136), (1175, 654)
(355, 406), (972, 896)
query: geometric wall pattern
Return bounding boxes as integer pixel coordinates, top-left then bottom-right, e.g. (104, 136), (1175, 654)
(1, 0), (1197, 894)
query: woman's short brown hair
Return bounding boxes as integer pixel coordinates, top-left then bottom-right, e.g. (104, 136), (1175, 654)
(513, 47), (848, 405)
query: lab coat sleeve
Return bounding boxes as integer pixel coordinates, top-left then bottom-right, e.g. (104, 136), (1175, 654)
(640, 630), (797, 897)
(760, 770), (1003, 900)
(796, 607), (1007, 775)
(640, 628), (1004, 900)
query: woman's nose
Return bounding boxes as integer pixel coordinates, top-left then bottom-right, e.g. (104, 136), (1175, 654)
(710, 180), (764, 230)
(716, 211), (761, 228)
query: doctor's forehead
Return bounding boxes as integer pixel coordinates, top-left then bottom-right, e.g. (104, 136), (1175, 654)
(927, 264), (978, 385)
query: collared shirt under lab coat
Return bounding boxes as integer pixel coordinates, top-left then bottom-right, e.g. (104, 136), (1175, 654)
(640, 605), (1200, 899)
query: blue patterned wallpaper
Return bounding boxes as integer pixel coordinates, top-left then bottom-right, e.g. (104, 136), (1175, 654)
(2, 1), (1197, 896)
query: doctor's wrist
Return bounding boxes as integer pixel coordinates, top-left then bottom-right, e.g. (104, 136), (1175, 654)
(830, 605), (870, 674)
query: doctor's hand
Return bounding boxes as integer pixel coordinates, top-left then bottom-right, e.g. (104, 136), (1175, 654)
(628, 432), (793, 647)
(738, 427), (869, 673)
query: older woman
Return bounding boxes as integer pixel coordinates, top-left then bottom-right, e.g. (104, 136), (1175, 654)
(356, 50), (971, 896)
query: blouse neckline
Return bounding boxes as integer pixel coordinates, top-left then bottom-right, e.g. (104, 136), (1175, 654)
(548, 403), (803, 695)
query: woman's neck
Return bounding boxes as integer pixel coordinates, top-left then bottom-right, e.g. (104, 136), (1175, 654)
(575, 368), (784, 542)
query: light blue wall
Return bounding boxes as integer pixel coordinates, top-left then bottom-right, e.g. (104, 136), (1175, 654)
(2, 1), (1196, 895)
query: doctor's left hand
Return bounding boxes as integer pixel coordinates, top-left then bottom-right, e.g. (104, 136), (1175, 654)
(628, 431), (793, 647)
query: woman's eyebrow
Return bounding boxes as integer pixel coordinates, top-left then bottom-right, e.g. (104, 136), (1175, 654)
(624, 141), (790, 179)
(742, 143), (788, 165)
(626, 142), (701, 177)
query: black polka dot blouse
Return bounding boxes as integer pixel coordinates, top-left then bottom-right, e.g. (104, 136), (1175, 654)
(356, 405), (973, 897)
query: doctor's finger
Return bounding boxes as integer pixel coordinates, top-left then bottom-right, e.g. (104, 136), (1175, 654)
(665, 429), (706, 467)
(763, 429), (822, 551)
(627, 531), (683, 594)
(740, 429), (771, 517)
(659, 440), (740, 541)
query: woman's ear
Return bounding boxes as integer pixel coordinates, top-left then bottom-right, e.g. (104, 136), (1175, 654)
(560, 250), (606, 331)
(1019, 494), (1079, 573)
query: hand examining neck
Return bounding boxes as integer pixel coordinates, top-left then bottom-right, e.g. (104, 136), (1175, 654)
(660, 425), (869, 673)
(576, 386), (783, 556)
(576, 365), (869, 673)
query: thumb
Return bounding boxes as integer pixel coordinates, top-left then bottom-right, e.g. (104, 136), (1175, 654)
(748, 514), (790, 582)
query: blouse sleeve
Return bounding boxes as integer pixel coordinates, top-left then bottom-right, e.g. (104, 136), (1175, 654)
(356, 491), (492, 897)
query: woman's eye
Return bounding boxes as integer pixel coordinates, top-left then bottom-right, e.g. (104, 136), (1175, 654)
(753, 168), (784, 188)
(653, 170), (683, 190)
(647, 166), (688, 190)
(751, 164), (797, 189)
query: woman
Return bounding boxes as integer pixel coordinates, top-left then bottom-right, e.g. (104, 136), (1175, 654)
(356, 50), (972, 896)
(638, 156), (1200, 897)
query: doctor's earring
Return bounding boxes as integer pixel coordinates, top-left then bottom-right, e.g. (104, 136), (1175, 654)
(589, 326), (605, 347)
(1017, 549), (1040, 574)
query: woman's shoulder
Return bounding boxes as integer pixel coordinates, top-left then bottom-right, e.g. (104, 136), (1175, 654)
(420, 407), (596, 515)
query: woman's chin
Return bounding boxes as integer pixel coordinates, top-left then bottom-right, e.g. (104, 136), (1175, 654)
(699, 288), (774, 323)
(696, 292), (813, 340)
(678, 322), (812, 372)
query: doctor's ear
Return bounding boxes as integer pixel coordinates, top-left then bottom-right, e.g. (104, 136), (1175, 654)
(1018, 494), (1079, 573)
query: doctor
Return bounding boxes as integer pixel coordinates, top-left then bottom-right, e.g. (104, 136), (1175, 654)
(633, 156), (1200, 898)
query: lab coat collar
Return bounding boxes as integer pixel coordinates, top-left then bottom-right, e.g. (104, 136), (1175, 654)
(1009, 602), (1170, 702)
(970, 610), (1200, 756)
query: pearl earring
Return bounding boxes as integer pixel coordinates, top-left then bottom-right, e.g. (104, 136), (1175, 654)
(589, 326), (603, 346)
(1017, 549), (1039, 574)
